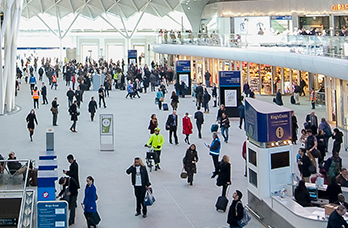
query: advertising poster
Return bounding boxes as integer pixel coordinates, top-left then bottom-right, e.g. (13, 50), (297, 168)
(224, 90), (237, 107)
(179, 74), (189, 88)
(101, 115), (113, 135)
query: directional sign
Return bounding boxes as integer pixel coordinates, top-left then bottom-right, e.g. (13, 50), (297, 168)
(37, 201), (68, 228)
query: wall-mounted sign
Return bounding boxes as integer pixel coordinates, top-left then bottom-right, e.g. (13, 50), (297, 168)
(332, 3), (348, 11)
(176, 60), (191, 72)
(271, 16), (292, 20)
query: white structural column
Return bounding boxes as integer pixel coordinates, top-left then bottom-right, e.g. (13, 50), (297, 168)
(0, 0), (23, 114)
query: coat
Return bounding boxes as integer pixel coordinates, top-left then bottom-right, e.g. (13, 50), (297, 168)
(194, 111), (204, 125)
(299, 154), (311, 178)
(183, 148), (198, 174)
(327, 210), (348, 228)
(88, 100), (97, 113)
(66, 160), (80, 189)
(216, 161), (231, 186)
(69, 104), (78, 121)
(182, 116), (193, 135)
(275, 91), (283, 105)
(227, 200), (243, 226)
(126, 165), (151, 187)
(26, 113), (38, 129)
(83, 183), (97, 212)
(166, 114), (178, 130)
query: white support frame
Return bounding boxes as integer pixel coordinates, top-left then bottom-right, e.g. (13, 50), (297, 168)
(0, 0), (23, 114)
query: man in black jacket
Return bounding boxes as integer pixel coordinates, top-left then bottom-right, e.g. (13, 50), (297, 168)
(58, 176), (79, 226)
(305, 111), (318, 135)
(166, 110), (179, 145)
(63, 154), (80, 189)
(66, 88), (74, 108)
(41, 82), (48, 105)
(126, 157), (151, 218)
(194, 107), (204, 139)
(327, 205), (348, 228)
(227, 190), (244, 228)
(51, 97), (59, 126)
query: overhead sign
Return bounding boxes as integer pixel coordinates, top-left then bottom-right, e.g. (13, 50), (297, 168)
(332, 3), (348, 11)
(100, 114), (113, 135)
(176, 60), (191, 72)
(128, 50), (137, 58)
(219, 71), (240, 87)
(37, 201), (68, 228)
(271, 16), (292, 20)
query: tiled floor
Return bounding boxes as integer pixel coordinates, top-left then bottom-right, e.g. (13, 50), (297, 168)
(0, 77), (339, 228)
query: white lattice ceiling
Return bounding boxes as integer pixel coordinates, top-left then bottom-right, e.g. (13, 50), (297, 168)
(21, 0), (184, 20)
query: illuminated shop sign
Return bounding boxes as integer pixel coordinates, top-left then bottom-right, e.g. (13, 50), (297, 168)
(332, 3), (348, 11)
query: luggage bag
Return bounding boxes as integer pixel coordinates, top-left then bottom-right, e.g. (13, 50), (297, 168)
(215, 195), (228, 212)
(211, 124), (218, 132)
(163, 103), (169, 111)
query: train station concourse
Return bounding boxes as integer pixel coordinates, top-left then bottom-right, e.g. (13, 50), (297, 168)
(2, 0), (348, 228)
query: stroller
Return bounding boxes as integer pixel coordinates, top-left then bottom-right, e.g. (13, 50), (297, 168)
(145, 147), (155, 172)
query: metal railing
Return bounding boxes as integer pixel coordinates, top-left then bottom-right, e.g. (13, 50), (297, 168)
(0, 159), (34, 228)
(156, 32), (348, 60)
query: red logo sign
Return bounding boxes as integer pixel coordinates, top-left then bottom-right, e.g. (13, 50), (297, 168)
(43, 192), (49, 198)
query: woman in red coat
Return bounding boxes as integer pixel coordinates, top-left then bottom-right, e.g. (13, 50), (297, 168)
(182, 112), (193, 144)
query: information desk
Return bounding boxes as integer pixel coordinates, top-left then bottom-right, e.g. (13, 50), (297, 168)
(272, 195), (348, 228)
(305, 183), (348, 202)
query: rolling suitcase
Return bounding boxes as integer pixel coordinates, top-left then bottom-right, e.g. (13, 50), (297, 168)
(290, 95), (295, 104)
(215, 196), (228, 212)
(211, 124), (218, 132)
(163, 103), (169, 111)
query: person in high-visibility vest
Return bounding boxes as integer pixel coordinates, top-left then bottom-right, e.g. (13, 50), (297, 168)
(32, 86), (40, 109)
(51, 73), (57, 90)
(310, 88), (316, 110)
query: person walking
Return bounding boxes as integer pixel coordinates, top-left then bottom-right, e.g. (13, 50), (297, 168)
(75, 86), (81, 108)
(292, 111), (298, 144)
(183, 144), (199, 186)
(69, 100), (78, 132)
(41, 82), (48, 105)
(51, 97), (59, 126)
(98, 85), (106, 108)
(208, 133), (221, 178)
(227, 190), (244, 228)
(319, 118), (332, 152)
(300, 78), (306, 96)
(166, 110), (179, 145)
(145, 127), (164, 171)
(66, 88), (75, 108)
(216, 104), (226, 122)
(63, 154), (80, 189)
(194, 107), (204, 139)
(310, 88), (316, 109)
(275, 89), (283, 106)
(196, 83), (203, 108)
(88, 97), (98, 122)
(170, 91), (179, 110)
(126, 157), (151, 218)
(332, 128), (344, 154)
(215, 155), (231, 197)
(298, 148), (311, 182)
(220, 113), (230, 143)
(26, 109), (38, 142)
(148, 114), (158, 134)
(58, 176), (79, 226)
(83, 176), (99, 228)
(203, 88), (211, 113)
(212, 83), (217, 107)
(305, 111), (318, 135)
(51, 73), (57, 90)
(32, 86), (40, 109)
(238, 102), (245, 129)
(182, 112), (193, 144)
(29, 73), (36, 90)
(156, 88), (164, 110)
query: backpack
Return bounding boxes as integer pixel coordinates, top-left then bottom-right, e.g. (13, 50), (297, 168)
(236, 201), (251, 227)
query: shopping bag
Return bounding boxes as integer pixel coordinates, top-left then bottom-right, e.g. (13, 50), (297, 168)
(144, 188), (155, 206)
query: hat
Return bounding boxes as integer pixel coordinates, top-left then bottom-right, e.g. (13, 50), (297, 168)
(236, 190), (243, 200)
(154, 127), (160, 132)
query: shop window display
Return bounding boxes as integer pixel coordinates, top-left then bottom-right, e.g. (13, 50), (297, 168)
(260, 65), (272, 95)
(249, 63), (260, 94)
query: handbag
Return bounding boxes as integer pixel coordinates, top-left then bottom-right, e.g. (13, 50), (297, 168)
(308, 160), (316, 174)
(180, 168), (188, 179)
(310, 148), (321, 158)
(159, 97), (164, 102)
(144, 188), (155, 206)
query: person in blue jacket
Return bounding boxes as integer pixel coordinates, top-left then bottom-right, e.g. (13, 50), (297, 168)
(83, 176), (98, 228)
(208, 132), (221, 178)
(238, 101), (245, 129)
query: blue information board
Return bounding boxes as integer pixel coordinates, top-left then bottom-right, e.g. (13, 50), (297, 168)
(176, 60), (191, 72)
(37, 201), (68, 228)
(219, 71), (240, 87)
(128, 50), (137, 58)
(271, 16), (292, 20)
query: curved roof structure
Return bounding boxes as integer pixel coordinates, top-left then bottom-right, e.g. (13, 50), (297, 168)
(22, 0), (183, 20)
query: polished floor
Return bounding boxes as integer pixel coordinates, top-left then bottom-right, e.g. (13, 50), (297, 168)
(0, 76), (338, 228)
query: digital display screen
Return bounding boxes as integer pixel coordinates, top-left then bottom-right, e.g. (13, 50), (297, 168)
(271, 151), (290, 169)
(248, 148), (257, 167)
(249, 169), (258, 188)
